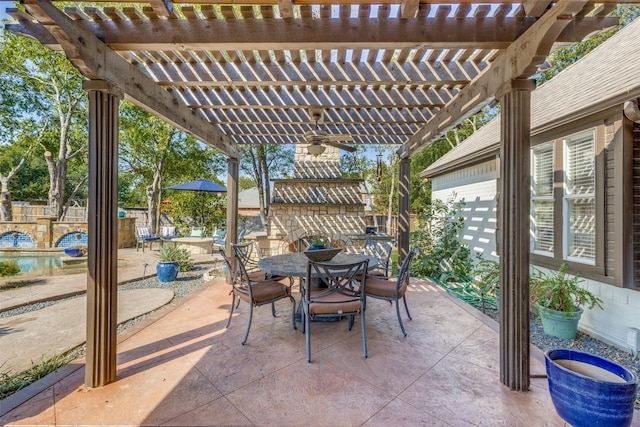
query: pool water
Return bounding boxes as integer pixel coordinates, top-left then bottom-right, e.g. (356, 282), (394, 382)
(1, 254), (86, 278)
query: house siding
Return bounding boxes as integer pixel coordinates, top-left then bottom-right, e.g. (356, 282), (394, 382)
(633, 122), (640, 286)
(432, 159), (498, 260)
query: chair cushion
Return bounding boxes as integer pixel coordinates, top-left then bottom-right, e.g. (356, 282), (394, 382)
(247, 281), (290, 304)
(365, 276), (407, 299)
(309, 292), (361, 316)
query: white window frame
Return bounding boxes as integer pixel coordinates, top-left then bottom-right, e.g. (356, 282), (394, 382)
(562, 130), (596, 265)
(531, 142), (555, 257)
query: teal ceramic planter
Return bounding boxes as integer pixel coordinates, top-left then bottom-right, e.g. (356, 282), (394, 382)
(156, 261), (179, 283)
(538, 304), (583, 339)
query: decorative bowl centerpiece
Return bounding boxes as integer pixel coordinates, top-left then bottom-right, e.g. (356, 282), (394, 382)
(303, 248), (342, 262)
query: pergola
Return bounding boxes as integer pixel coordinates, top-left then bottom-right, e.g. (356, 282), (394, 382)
(4, 0), (628, 392)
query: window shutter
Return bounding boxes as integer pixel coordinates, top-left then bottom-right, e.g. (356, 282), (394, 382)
(531, 143), (554, 254)
(564, 131), (595, 262)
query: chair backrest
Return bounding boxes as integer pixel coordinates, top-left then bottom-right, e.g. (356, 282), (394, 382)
(232, 241), (261, 276)
(189, 227), (204, 237)
(363, 239), (393, 275)
(136, 226), (153, 238)
(161, 226), (176, 237)
(396, 247), (419, 287)
(218, 247), (239, 284)
(212, 228), (227, 239)
(304, 259), (369, 305)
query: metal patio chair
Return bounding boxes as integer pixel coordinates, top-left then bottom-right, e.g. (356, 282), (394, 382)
(364, 247), (418, 337)
(302, 258), (369, 362)
(225, 242), (297, 345)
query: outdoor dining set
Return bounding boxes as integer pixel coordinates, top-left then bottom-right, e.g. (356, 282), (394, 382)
(219, 238), (418, 362)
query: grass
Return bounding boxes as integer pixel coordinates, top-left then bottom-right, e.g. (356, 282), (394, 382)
(0, 348), (83, 400)
(0, 280), (34, 292)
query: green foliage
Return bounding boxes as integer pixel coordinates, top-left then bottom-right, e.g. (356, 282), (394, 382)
(536, 5), (640, 86)
(0, 259), (20, 277)
(530, 263), (603, 313)
(0, 351), (79, 399)
(238, 176), (257, 191)
(474, 259), (500, 297)
(410, 194), (472, 278)
(310, 237), (327, 248)
(157, 243), (193, 272)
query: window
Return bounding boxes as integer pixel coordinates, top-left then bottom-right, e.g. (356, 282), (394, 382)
(563, 131), (595, 264)
(530, 129), (597, 266)
(531, 143), (554, 255)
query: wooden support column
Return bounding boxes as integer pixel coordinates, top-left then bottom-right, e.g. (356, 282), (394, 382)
(225, 157), (239, 281)
(397, 157), (411, 264)
(498, 78), (535, 391)
(84, 80), (122, 387)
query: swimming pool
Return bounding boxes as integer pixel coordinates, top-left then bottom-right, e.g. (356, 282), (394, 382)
(0, 253), (86, 278)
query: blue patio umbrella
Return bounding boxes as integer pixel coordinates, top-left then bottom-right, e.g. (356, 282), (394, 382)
(166, 179), (227, 226)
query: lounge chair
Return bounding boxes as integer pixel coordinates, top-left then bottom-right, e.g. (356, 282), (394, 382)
(135, 227), (161, 252)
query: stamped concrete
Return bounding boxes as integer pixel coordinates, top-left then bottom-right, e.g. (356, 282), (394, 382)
(0, 288), (174, 375)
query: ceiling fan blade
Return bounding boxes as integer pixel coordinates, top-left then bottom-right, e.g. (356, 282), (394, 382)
(325, 135), (354, 142)
(325, 140), (357, 152)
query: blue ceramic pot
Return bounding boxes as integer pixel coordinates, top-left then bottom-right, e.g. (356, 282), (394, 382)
(156, 261), (179, 283)
(64, 247), (84, 257)
(545, 349), (638, 427)
(308, 245), (326, 251)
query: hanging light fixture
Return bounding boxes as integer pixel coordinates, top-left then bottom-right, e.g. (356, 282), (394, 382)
(307, 143), (326, 156)
(376, 153), (383, 181)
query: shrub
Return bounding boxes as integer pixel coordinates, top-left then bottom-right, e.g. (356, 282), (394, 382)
(410, 194), (472, 278)
(157, 243), (193, 272)
(0, 259), (21, 277)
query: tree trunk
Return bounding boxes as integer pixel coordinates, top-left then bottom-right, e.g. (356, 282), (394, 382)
(0, 190), (11, 222)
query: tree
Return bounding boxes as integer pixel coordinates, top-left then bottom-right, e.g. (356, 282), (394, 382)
(240, 144), (294, 226)
(0, 30), (87, 220)
(119, 102), (226, 233)
(239, 176), (256, 191)
(537, 5), (640, 85)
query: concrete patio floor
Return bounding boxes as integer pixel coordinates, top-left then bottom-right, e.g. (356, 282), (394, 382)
(1, 271), (607, 426)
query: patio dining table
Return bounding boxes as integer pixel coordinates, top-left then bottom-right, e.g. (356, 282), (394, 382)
(258, 251), (378, 323)
(257, 251), (378, 279)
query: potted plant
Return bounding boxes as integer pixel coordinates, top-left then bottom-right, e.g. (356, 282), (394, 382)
(530, 263), (602, 339)
(156, 243), (183, 282)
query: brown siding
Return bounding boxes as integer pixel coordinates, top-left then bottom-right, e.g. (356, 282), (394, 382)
(604, 122), (616, 279)
(633, 123), (640, 286)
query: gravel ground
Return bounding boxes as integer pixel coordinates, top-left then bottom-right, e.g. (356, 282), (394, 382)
(483, 306), (640, 409)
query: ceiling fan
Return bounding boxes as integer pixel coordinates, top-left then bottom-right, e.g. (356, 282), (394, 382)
(304, 108), (356, 156)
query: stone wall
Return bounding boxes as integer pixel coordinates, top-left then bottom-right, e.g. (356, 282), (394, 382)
(0, 217), (136, 249)
(266, 145), (365, 255)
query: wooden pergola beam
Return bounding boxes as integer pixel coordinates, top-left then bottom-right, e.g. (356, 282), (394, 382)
(63, 17), (540, 50)
(18, 1), (240, 159)
(398, 0), (602, 158)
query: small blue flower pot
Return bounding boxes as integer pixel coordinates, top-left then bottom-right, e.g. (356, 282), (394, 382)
(64, 247), (84, 257)
(156, 261), (179, 283)
(545, 349), (638, 427)
(308, 245), (326, 251)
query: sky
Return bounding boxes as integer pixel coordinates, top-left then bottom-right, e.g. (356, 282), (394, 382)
(0, 2), (10, 21)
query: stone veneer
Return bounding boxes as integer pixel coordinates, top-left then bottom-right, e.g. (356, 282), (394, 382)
(266, 145), (365, 254)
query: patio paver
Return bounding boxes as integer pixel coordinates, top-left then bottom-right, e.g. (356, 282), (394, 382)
(1, 277), (639, 426)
